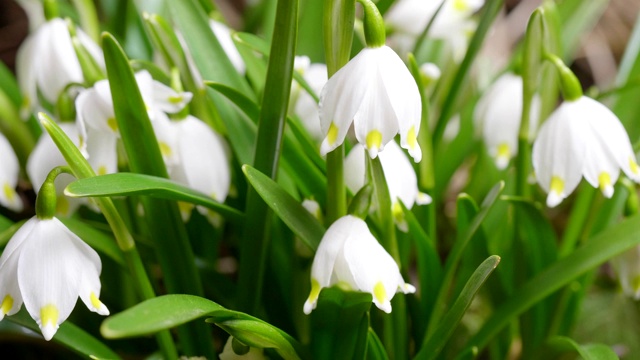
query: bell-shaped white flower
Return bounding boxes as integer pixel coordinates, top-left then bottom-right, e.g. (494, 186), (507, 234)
(162, 116), (231, 223)
(0, 133), (23, 212)
(210, 20), (246, 75)
(345, 142), (431, 231)
(290, 56), (327, 141)
(27, 123), (86, 216)
(303, 215), (415, 314)
(532, 96), (640, 207)
(474, 73), (540, 169)
(385, 0), (484, 60)
(612, 245), (640, 300)
(319, 46), (422, 162)
(16, 18), (103, 115)
(0, 217), (109, 340)
(219, 336), (267, 360)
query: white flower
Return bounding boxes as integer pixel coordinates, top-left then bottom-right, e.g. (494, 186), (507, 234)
(16, 18), (103, 115)
(474, 73), (540, 169)
(344, 142), (431, 231)
(385, 0), (484, 60)
(319, 46), (422, 162)
(0, 217), (108, 340)
(161, 116), (231, 223)
(532, 96), (640, 207)
(290, 56), (327, 141)
(303, 215), (415, 314)
(0, 133), (23, 212)
(27, 123), (85, 216)
(210, 20), (246, 75)
(612, 245), (640, 300)
(219, 336), (267, 360)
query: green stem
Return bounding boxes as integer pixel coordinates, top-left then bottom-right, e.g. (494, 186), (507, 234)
(542, 52), (583, 101)
(326, 147), (346, 224)
(39, 115), (178, 358)
(558, 185), (597, 257)
(237, 0), (298, 315)
(71, 0), (101, 43)
(0, 90), (36, 169)
(356, 0), (385, 48)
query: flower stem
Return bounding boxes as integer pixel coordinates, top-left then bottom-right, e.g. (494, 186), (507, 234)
(70, 0), (101, 43)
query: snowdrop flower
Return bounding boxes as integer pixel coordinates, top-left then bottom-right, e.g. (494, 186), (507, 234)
(474, 73), (540, 169)
(291, 56), (327, 141)
(27, 123), (86, 216)
(532, 96), (640, 207)
(16, 18), (103, 115)
(612, 245), (640, 300)
(0, 133), (23, 212)
(303, 215), (415, 314)
(319, 45), (422, 161)
(219, 336), (267, 360)
(15, 0), (45, 31)
(345, 142), (431, 231)
(161, 116), (231, 223)
(0, 216), (108, 340)
(210, 20), (246, 75)
(385, 0), (484, 60)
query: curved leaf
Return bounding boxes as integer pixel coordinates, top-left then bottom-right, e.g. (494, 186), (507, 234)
(546, 336), (619, 360)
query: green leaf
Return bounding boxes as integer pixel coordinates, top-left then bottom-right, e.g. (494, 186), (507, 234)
(9, 309), (120, 360)
(311, 287), (372, 360)
(366, 328), (390, 360)
(613, 13), (640, 141)
(556, 0), (609, 61)
(545, 336), (619, 360)
(102, 32), (211, 357)
(101, 294), (304, 360)
(242, 165), (324, 251)
(0, 61), (22, 107)
(416, 255), (501, 360)
(64, 173), (244, 224)
(460, 212), (640, 354)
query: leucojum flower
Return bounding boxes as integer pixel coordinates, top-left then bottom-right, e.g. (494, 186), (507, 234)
(0, 132), (23, 212)
(345, 142), (431, 231)
(532, 96), (640, 207)
(474, 72), (540, 169)
(303, 215), (416, 314)
(0, 174), (108, 340)
(319, 0), (422, 162)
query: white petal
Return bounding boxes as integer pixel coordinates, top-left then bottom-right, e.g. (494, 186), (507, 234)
(379, 141), (419, 209)
(151, 81), (193, 114)
(18, 219), (83, 340)
(76, 85), (118, 136)
(294, 63), (327, 141)
(86, 129), (118, 176)
(210, 20), (246, 75)
(16, 31), (39, 115)
(27, 123), (81, 192)
(319, 49), (374, 155)
(344, 144), (367, 194)
(532, 102), (586, 207)
(0, 133), (23, 212)
(152, 112), (180, 166)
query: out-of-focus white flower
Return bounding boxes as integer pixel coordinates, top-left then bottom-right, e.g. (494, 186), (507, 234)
(385, 0), (484, 60)
(161, 116), (231, 223)
(16, 18), (103, 115)
(420, 62), (441, 83)
(303, 215), (415, 314)
(345, 142), (431, 231)
(302, 198), (323, 221)
(219, 336), (267, 360)
(474, 73), (540, 169)
(0, 217), (108, 340)
(612, 245), (640, 300)
(0, 133), (23, 212)
(210, 20), (246, 75)
(319, 46), (422, 162)
(290, 56), (327, 141)
(532, 96), (640, 207)
(15, 0), (45, 31)
(27, 123), (85, 216)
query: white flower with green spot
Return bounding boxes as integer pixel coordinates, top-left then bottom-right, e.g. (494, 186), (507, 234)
(219, 336), (266, 360)
(344, 142), (431, 231)
(532, 96), (640, 207)
(0, 133), (23, 212)
(303, 215), (415, 314)
(474, 73), (540, 169)
(319, 45), (422, 162)
(0, 217), (108, 341)
(612, 245), (640, 300)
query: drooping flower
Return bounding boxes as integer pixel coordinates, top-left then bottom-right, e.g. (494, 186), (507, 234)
(303, 215), (415, 314)
(612, 245), (640, 300)
(474, 73), (540, 169)
(290, 56), (327, 141)
(27, 123), (86, 216)
(219, 336), (267, 360)
(319, 46), (422, 162)
(385, 0), (484, 60)
(532, 96), (640, 207)
(0, 217), (109, 340)
(344, 142), (431, 231)
(16, 18), (103, 116)
(0, 133), (23, 212)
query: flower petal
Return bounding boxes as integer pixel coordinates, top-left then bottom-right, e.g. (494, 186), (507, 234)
(0, 133), (23, 212)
